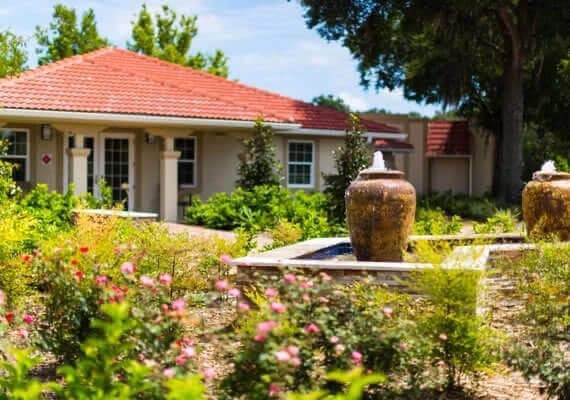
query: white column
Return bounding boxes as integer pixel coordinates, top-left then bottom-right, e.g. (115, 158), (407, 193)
(160, 137), (181, 222)
(67, 147), (91, 195)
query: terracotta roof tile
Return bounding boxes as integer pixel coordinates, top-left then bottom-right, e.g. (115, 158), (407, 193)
(427, 121), (470, 155)
(0, 47), (400, 133)
(374, 138), (414, 151)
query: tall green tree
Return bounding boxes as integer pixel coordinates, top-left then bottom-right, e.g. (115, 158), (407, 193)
(323, 114), (371, 223)
(312, 94), (351, 113)
(236, 118), (281, 189)
(128, 4), (229, 78)
(0, 30), (27, 78)
(35, 4), (108, 65)
(296, 0), (570, 203)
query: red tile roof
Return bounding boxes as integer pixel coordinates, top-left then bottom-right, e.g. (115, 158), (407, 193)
(374, 138), (414, 152)
(0, 47), (400, 134)
(427, 121), (470, 155)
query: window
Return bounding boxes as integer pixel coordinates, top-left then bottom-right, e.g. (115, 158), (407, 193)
(0, 129), (28, 181)
(175, 138), (196, 187)
(287, 141), (314, 188)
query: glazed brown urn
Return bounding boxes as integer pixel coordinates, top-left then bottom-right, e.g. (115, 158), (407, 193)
(346, 169), (416, 262)
(522, 170), (570, 240)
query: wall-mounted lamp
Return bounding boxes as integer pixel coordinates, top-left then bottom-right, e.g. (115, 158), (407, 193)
(41, 124), (53, 141)
(145, 132), (156, 144)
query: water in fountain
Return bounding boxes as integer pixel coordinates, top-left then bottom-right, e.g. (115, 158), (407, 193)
(370, 150), (387, 171)
(541, 160), (556, 173)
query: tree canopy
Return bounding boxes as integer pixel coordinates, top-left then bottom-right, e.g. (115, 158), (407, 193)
(312, 94), (351, 113)
(297, 0), (570, 203)
(35, 4), (109, 65)
(128, 4), (229, 78)
(0, 30), (27, 78)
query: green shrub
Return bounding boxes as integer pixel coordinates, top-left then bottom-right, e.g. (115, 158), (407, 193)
(413, 207), (463, 235)
(472, 209), (518, 234)
(412, 266), (501, 389)
(418, 192), (498, 221)
(504, 244), (570, 399)
(186, 185), (343, 239)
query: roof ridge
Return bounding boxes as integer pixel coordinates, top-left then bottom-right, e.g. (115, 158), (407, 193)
(105, 48), (287, 122)
(0, 47), (116, 88)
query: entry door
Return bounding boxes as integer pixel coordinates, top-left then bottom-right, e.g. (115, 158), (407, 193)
(99, 135), (134, 210)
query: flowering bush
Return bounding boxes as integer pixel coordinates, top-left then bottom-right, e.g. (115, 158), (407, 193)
(219, 272), (434, 399)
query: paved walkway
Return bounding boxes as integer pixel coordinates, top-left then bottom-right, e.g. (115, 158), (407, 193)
(163, 223), (273, 248)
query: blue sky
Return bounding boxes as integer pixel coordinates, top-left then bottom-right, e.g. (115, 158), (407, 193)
(0, 0), (440, 115)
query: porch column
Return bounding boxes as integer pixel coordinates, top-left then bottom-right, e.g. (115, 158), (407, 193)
(67, 134), (90, 195)
(160, 137), (181, 222)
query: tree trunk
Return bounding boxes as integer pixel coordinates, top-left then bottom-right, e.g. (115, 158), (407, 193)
(497, 61), (524, 204)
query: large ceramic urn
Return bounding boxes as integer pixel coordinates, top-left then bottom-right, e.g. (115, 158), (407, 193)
(346, 169), (416, 262)
(522, 169), (570, 240)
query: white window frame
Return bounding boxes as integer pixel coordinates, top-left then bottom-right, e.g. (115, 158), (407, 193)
(0, 128), (30, 181)
(287, 140), (315, 189)
(175, 136), (197, 188)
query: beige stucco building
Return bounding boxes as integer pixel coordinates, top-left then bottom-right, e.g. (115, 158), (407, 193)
(0, 47), (410, 221)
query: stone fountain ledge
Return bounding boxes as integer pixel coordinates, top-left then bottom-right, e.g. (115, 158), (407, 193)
(232, 233), (529, 290)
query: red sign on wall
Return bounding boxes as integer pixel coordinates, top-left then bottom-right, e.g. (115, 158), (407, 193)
(41, 153), (53, 166)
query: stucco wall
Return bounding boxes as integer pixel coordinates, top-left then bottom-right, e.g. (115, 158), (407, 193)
(429, 157), (470, 194)
(470, 127), (495, 196)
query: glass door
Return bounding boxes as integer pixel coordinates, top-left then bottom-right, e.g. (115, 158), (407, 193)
(100, 135), (134, 210)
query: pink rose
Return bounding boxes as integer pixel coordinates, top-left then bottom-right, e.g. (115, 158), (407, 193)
(286, 345), (299, 356)
(95, 275), (109, 286)
(171, 298), (185, 311)
(302, 294), (310, 302)
(268, 383), (281, 396)
(23, 314), (34, 325)
(202, 366), (216, 380)
(304, 323), (320, 334)
(329, 336), (340, 344)
(159, 273), (172, 285)
(140, 275), (155, 287)
(120, 262), (135, 275)
(219, 254), (233, 264)
(256, 320), (277, 335)
(264, 288), (278, 298)
(215, 280), (230, 291)
(283, 273), (296, 283)
(175, 355), (187, 365)
(270, 302), (287, 313)
(274, 351), (291, 362)
(18, 329), (29, 339)
(351, 351), (363, 364)
(335, 344), (346, 355)
(238, 302), (250, 311)
(253, 334), (267, 342)
(182, 346), (196, 358)
(290, 357), (301, 367)
(228, 288), (241, 298)
(383, 307), (393, 318)
(300, 280), (314, 289)
(163, 368), (176, 378)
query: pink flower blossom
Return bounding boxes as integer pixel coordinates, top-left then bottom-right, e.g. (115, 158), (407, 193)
(351, 351), (363, 364)
(439, 333), (448, 341)
(182, 346), (196, 358)
(318, 296), (329, 303)
(256, 320), (278, 335)
(335, 344), (346, 355)
(23, 314), (34, 325)
(329, 336), (340, 344)
(383, 307), (393, 318)
(228, 288), (241, 298)
(0, 290), (5, 306)
(120, 262), (135, 275)
(290, 357), (301, 367)
(253, 334), (267, 342)
(215, 280), (230, 291)
(286, 345), (299, 356)
(171, 298), (185, 311)
(320, 272), (332, 282)
(300, 280), (314, 289)
(237, 301), (250, 312)
(95, 275), (109, 286)
(163, 368), (176, 379)
(302, 294), (310, 302)
(268, 383), (281, 396)
(18, 329), (28, 339)
(175, 355), (187, 365)
(140, 275), (155, 287)
(283, 273), (296, 283)
(219, 254), (233, 264)
(159, 273), (172, 286)
(304, 323), (320, 334)
(275, 351), (291, 363)
(270, 302), (287, 313)
(202, 366), (216, 380)
(264, 288), (278, 298)
(399, 342), (408, 351)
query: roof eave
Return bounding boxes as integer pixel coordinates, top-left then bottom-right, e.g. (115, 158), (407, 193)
(287, 128), (407, 140)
